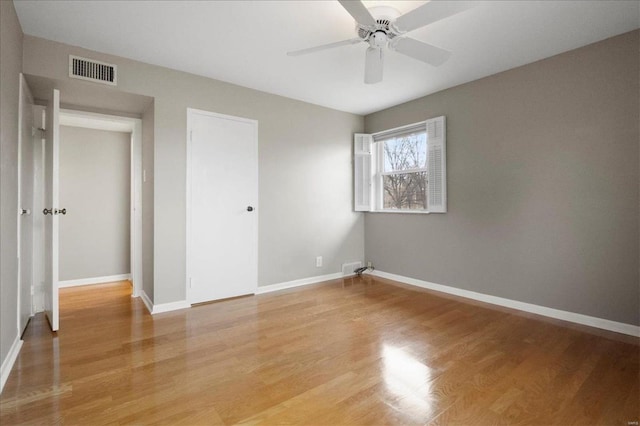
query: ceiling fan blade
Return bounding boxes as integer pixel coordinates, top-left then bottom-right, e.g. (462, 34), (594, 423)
(390, 37), (451, 67)
(338, 0), (377, 27)
(364, 47), (383, 84)
(287, 38), (362, 56)
(393, 1), (476, 34)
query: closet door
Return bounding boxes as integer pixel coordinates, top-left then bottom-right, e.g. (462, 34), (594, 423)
(187, 109), (258, 304)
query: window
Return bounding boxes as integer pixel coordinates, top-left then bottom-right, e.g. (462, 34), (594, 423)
(379, 132), (427, 210)
(354, 116), (446, 213)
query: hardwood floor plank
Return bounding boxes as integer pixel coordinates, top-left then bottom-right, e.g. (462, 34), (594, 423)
(1, 278), (637, 425)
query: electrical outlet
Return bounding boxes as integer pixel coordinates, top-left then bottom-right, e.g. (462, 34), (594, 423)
(316, 256), (323, 268)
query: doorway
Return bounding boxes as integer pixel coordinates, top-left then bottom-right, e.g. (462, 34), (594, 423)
(30, 102), (143, 331)
(186, 108), (258, 304)
(56, 109), (143, 297)
(18, 74), (152, 333)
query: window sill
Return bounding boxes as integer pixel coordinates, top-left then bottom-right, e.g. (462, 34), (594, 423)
(369, 210), (431, 215)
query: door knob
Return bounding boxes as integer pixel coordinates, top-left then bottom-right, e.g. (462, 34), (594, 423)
(20, 208), (31, 215)
(54, 208), (67, 215)
(43, 208), (52, 215)
(247, 206), (254, 212)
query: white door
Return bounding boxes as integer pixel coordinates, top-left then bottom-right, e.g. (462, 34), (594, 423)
(44, 89), (60, 331)
(187, 109), (258, 304)
(18, 74), (34, 334)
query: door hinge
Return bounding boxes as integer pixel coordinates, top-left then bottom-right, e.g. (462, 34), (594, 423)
(33, 127), (45, 138)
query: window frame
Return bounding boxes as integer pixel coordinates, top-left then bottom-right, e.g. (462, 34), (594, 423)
(353, 116), (446, 214)
(374, 133), (429, 213)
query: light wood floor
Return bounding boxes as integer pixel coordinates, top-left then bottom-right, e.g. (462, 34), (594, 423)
(1, 277), (638, 425)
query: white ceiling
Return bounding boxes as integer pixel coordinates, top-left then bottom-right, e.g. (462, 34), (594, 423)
(14, 0), (640, 115)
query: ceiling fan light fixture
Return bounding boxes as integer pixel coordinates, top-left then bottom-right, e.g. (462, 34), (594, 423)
(369, 31), (388, 48)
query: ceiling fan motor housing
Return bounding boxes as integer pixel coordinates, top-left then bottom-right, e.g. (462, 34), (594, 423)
(357, 17), (399, 48)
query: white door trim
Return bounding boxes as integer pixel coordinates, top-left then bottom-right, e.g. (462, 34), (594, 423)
(32, 106), (46, 314)
(17, 75), (24, 328)
(185, 108), (259, 305)
(58, 109), (143, 298)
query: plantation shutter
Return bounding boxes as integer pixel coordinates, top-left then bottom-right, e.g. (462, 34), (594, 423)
(426, 116), (447, 213)
(354, 133), (373, 212)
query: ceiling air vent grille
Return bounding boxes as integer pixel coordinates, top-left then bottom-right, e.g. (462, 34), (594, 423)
(69, 55), (117, 86)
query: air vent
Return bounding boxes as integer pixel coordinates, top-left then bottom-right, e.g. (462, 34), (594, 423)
(342, 262), (362, 277)
(69, 55), (117, 86)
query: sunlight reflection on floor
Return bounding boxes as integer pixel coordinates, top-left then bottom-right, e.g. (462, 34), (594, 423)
(382, 344), (433, 419)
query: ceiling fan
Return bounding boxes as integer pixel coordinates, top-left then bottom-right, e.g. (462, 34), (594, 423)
(287, 0), (475, 84)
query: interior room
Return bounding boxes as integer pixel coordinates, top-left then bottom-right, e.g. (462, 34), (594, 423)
(1, 0), (638, 424)
(57, 118), (131, 288)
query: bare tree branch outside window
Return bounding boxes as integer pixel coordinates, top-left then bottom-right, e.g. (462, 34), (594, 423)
(382, 133), (427, 210)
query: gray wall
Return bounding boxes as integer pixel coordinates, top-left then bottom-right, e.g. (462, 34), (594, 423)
(364, 31), (639, 326)
(0, 0), (23, 371)
(58, 126), (131, 281)
(22, 35), (365, 304)
(142, 101), (154, 301)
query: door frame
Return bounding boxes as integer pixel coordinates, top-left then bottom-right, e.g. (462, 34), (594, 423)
(32, 106), (46, 314)
(57, 109), (143, 298)
(185, 108), (259, 304)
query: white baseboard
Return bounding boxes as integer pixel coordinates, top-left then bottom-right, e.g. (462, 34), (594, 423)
(1, 335), (23, 394)
(256, 272), (345, 295)
(58, 274), (131, 288)
(140, 273), (345, 313)
(372, 270), (640, 337)
(151, 300), (191, 315)
(138, 290), (190, 315)
(140, 290), (153, 314)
